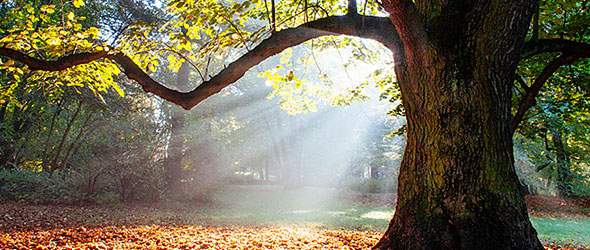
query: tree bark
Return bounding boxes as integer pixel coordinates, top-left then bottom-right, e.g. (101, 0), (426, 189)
(374, 1), (543, 249)
(551, 130), (572, 198)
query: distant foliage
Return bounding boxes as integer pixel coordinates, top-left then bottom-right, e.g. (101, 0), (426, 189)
(514, 0), (590, 198)
(0, 169), (78, 204)
(340, 178), (395, 194)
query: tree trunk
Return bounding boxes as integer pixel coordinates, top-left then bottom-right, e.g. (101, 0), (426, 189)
(164, 62), (190, 198)
(50, 100), (82, 173)
(42, 99), (63, 171)
(375, 1), (543, 249)
(164, 108), (185, 196)
(0, 102), (7, 124)
(370, 165), (379, 179)
(264, 118), (283, 182)
(551, 130), (572, 198)
(57, 114), (93, 172)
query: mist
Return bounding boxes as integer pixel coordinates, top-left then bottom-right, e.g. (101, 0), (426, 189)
(156, 38), (405, 228)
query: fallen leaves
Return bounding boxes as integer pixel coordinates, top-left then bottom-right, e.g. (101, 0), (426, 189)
(0, 203), (382, 249)
(0, 203), (588, 250)
(1, 225), (381, 249)
(526, 196), (590, 217)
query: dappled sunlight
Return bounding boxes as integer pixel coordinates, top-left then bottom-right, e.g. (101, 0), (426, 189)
(292, 209), (315, 214)
(361, 211), (395, 220)
(1, 196), (588, 249)
(326, 211), (347, 216)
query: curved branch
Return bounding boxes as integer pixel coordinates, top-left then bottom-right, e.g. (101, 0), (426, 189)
(522, 38), (590, 59)
(511, 53), (581, 133)
(178, 14), (398, 110)
(1, 15), (399, 110)
(0, 48), (108, 71)
(512, 38), (590, 134)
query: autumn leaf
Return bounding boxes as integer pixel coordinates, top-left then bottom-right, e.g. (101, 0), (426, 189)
(73, 0), (84, 8)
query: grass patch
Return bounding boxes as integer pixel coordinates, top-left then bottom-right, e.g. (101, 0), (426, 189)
(531, 217), (590, 248)
(191, 185), (394, 231)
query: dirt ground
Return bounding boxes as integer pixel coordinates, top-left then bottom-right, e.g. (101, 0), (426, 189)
(527, 195), (590, 217)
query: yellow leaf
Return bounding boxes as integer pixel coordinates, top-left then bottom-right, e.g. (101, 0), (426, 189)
(73, 0), (84, 8)
(113, 84), (125, 97)
(67, 12), (75, 21)
(42, 5), (55, 14)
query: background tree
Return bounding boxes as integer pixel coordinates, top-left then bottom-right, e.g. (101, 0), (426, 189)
(514, 0), (590, 199)
(0, 0), (167, 203)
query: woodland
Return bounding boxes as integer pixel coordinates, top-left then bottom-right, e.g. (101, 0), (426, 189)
(0, 0), (590, 249)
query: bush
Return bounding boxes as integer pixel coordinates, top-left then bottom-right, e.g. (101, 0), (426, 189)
(0, 165), (165, 204)
(0, 169), (79, 204)
(570, 174), (590, 198)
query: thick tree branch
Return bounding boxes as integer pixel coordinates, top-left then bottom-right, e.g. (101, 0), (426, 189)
(177, 15), (398, 109)
(381, 0), (429, 65)
(522, 38), (590, 59)
(512, 38), (590, 134)
(511, 53), (581, 133)
(107, 52), (192, 106)
(0, 48), (108, 71)
(0, 15), (398, 110)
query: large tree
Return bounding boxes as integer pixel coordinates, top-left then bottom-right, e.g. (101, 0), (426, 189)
(2, 0), (590, 249)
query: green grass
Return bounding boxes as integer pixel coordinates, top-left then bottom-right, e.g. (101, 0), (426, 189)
(531, 217), (590, 247)
(174, 185), (394, 231)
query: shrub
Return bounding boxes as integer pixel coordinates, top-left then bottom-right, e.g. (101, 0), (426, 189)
(0, 169), (79, 204)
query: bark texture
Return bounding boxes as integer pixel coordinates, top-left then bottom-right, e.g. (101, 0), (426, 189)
(374, 1), (544, 249)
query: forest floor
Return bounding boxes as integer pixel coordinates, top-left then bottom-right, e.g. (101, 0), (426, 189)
(1, 186), (589, 249)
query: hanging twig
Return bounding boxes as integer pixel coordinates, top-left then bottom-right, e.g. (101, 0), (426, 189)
(271, 0), (276, 32)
